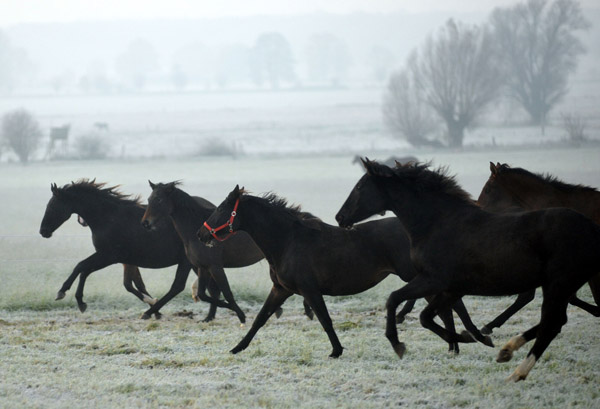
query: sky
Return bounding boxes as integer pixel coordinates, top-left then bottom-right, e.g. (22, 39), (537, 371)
(1, 0), (576, 26)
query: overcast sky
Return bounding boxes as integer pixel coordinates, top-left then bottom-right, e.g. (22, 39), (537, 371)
(5, 0), (595, 26)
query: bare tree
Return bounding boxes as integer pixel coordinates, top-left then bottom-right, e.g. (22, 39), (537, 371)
(251, 32), (295, 89)
(383, 64), (439, 147)
(411, 19), (503, 148)
(1, 109), (42, 163)
(490, 0), (590, 128)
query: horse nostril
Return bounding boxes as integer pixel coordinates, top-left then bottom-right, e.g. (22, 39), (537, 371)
(142, 220), (150, 229)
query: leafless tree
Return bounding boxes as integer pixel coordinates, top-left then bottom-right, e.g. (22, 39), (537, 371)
(251, 32), (295, 89)
(410, 19), (503, 147)
(1, 108), (42, 163)
(490, 0), (590, 129)
(383, 64), (439, 147)
(115, 38), (158, 90)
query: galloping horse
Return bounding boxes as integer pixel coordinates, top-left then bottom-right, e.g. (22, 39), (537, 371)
(39, 179), (218, 319)
(336, 159), (600, 381)
(476, 162), (600, 333)
(198, 186), (487, 358)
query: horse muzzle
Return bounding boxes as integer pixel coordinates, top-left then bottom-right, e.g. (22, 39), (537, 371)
(39, 228), (53, 238)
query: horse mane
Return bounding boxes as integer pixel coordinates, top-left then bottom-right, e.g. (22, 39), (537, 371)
(57, 178), (142, 206)
(496, 164), (598, 194)
(383, 161), (475, 205)
(243, 190), (321, 222)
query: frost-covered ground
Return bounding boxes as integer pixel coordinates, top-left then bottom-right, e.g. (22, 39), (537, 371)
(1, 148), (600, 408)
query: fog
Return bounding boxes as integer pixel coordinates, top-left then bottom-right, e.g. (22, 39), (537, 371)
(0, 1), (599, 159)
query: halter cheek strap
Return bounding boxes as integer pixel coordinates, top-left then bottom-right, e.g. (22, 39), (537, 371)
(203, 198), (239, 242)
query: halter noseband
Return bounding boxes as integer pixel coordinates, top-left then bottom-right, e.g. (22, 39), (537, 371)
(203, 198), (240, 242)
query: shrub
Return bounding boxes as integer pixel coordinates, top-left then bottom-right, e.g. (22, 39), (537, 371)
(561, 112), (587, 143)
(74, 132), (110, 159)
(197, 138), (239, 157)
(1, 108), (42, 163)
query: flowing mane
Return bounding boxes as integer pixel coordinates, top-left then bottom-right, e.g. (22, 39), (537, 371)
(386, 162), (475, 204)
(56, 178), (142, 206)
(496, 163), (598, 194)
(243, 190), (320, 221)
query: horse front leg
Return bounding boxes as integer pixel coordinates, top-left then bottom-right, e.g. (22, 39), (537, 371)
(207, 265), (246, 324)
(203, 269), (221, 322)
(302, 290), (344, 358)
(385, 275), (445, 359)
(141, 261), (193, 319)
(71, 253), (115, 312)
(231, 285), (292, 354)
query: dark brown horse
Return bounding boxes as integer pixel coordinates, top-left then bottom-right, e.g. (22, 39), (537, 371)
(141, 181), (271, 323)
(476, 162), (600, 333)
(39, 179), (218, 319)
(336, 159), (600, 381)
(198, 186), (487, 358)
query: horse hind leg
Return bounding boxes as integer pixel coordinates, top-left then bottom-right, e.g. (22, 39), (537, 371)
(395, 299), (416, 324)
(481, 290), (536, 335)
(302, 290), (344, 358)
(123, 265), (158, 305)
(505, 287), (570, 382)
(203, 273), (221, 323)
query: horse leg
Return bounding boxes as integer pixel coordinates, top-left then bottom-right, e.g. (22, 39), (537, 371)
(302, 290), (344, 358)
(395, 299), (416, 324)
(434, 303), (459, 354)
(385, 275), (446, 359)
(568, 295), (600, 316)
(481, 290), (536, 335)
(205, 265), (246, 323)
(496, 324), (539, 363)
(123, 265), (157, 306)
(419, 293), (478, 347)
(505, 289), (570, 382)
(451, 299), (494, 347)
(303, 300), (314, 320)
(203, 271), (221, 323)
(231, 285), (293, 354)
(140, 261), (193, 319)
(61, 253), (113, 312)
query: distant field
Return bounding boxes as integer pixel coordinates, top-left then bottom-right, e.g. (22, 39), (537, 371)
(1, 149), (599, 408)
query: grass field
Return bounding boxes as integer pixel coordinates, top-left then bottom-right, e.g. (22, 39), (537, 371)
(1, 147), (599, 408)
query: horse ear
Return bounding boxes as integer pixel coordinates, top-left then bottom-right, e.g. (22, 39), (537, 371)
(148, 180), (156, 190)
(361, 157), (372, 173)
(489, 162), (498, 176)
(233, 184), (241, 198)
(51, 183), (58, 194)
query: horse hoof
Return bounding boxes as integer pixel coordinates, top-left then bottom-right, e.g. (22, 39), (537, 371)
(496, 348), (513, 363)
(55, 291), (66, 301)
(506, 371), (526, 383)
(480, 325), (493, 335)
(202, 316), (215, 323)
(237, 313), (246, 324)
(329, 349), (343, 358)
(230, 345), (244, 354)
(459, 330), (476, 343)
(275, 308), (283, 318)
(482, 335), (495, 348)
(154, 312), (162, 320)
(393, 342), (406, 359)
(140, 313), (151, 320)
(78, 303), (87, 313)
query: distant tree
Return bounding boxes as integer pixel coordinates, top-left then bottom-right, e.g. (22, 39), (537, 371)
(410, 19), (503, 147)
(115, 38), (158, 90)
(368, 46), (396, 84)
(490, 0), (590, 128)
(1, 109), (42, 163)
(383, 65), (439, 147)
(251, 32), (295, 89)
(0, 30), (35, 94)
(305, 33), (351, 86)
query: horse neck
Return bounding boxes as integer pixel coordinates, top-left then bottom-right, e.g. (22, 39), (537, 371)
(169, 189), (212, 241)
(238, 197), (293, 263)
(380, 180), (474, 241)
(68, 191), (120, 229)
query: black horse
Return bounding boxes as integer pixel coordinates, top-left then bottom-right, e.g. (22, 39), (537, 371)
(39, 179), (217, 319)
(198, 186), (487, 358)
(336, 159), (600, 381)
(476, 162), (600, 334)
(141, 181), (272, 323)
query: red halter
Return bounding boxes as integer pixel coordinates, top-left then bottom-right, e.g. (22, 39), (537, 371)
(203, 198), (240, 242)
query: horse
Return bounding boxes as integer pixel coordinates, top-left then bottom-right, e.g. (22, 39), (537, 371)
(476, 162), (600, 334)
(352, 155), (417, 167)
(38, 179), (220, 320)
(74, 215), (157, 306)
(197, 186), (489, 358)
(335, 159), (600, 381)
(141, 181), (271, 324)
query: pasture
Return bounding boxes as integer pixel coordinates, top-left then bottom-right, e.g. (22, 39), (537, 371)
(1, 148), (599, 408)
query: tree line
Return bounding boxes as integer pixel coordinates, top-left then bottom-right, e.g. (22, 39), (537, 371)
(383, 0), (590, 148)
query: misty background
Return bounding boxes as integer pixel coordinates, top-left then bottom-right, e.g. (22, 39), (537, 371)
(0, 0), (599, 160)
